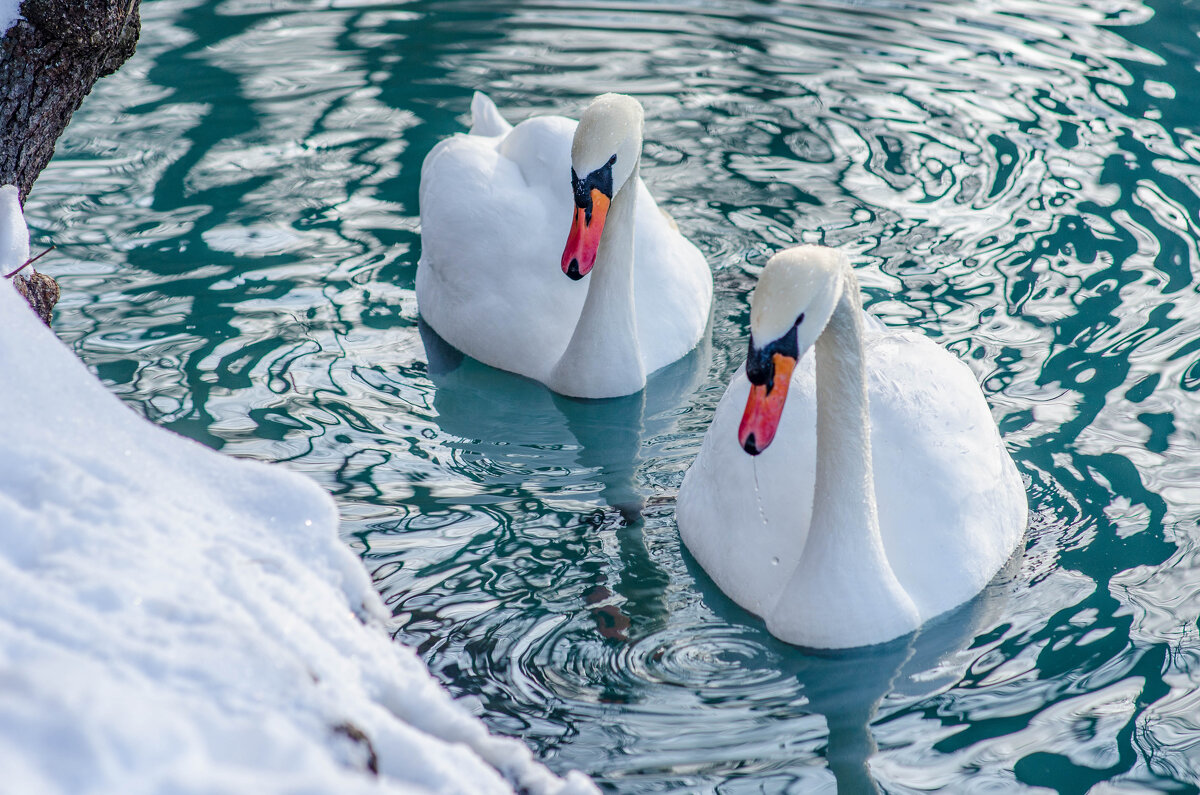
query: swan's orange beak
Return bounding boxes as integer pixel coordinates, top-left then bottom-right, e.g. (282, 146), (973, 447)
(738, 353), (796, 455)
(562, 188), (610, 281)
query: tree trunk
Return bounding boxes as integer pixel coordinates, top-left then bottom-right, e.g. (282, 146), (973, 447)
(1, 0), (142, 322)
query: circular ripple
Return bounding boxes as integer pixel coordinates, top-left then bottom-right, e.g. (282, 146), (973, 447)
(625, 626), (785, 693)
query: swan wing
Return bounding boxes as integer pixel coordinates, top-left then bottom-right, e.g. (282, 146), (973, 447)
(633, 182), (713, 374)
(417, 113), (586, 382)
(866, 333), (1027, 619)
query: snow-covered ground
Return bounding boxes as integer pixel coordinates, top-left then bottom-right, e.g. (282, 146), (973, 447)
(0, 185), (594, 793)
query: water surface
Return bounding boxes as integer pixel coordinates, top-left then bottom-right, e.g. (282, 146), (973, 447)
(30, 0), (1200, 790)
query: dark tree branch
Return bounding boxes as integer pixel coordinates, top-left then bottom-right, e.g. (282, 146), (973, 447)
(5, 244), (54, 277)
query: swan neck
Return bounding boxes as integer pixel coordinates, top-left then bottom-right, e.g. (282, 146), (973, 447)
(811, 271), (878, 536)
(590, 158), (639, 290)
(549, 158), (645, 397)
(768, 267), (919, 646)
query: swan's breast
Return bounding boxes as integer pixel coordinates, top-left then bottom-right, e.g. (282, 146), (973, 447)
(677, 362), (818, 616)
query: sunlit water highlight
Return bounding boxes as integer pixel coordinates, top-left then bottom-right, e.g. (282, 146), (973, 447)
(28, 0), (1200, 789)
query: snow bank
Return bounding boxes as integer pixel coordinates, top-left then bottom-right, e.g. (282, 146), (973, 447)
(0, 186), (594, 794)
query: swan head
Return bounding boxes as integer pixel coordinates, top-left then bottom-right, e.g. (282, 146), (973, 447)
(561, 93), (644, 281)
(739, 245), (848, 455)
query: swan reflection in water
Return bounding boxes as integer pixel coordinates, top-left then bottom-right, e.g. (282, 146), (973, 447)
(420, 316), (712, 639)
(681, 546), (1022, 793)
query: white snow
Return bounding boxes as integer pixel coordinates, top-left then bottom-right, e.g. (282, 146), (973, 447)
(0, 188), (595, 794)
(0, 0), (19, 38)
(0, 186), (27, 267)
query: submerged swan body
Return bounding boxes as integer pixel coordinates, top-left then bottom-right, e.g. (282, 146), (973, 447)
(417, 92), (712, 398)
(677, 245), (1026, 649)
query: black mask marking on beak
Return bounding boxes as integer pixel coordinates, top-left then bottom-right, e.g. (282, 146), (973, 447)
(745, 322), (800, 396)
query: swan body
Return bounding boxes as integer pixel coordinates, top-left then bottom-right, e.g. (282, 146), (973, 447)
(677, 245), (1026, 649)
(417, 92), (712, 398)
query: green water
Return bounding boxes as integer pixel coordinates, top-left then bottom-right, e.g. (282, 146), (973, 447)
(29, 0), (1200, 790)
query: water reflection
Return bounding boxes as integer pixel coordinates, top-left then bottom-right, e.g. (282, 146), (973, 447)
(420, 317), (711, 639)
(673, 548), (1022, 793)
(420, 317), (711, 518)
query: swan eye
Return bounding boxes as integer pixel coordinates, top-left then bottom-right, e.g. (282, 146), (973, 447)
(794, 313), (805, 327)
(608, 155), (617, 166)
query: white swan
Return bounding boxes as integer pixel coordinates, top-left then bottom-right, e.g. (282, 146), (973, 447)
(417, 92), (712, 399)
(677, 245), (1027, 649)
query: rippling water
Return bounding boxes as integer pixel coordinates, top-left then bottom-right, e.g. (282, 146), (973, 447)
(28, 0), (1200, 789)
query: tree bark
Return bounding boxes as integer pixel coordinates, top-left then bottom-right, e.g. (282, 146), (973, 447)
(1, 0), (141, 203)
(1, 0), (141, 322)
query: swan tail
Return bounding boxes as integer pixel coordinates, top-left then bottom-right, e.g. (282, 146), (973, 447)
(470, 92), (512, 138)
